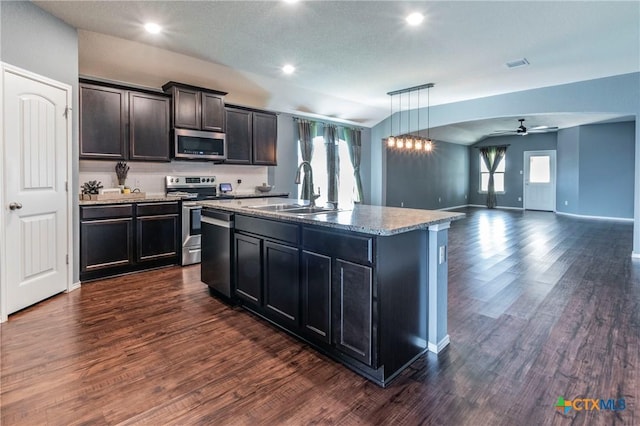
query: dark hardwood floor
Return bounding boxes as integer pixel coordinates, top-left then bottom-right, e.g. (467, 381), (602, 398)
(1, 207), (638, 425)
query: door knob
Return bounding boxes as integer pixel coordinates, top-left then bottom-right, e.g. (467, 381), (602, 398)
(9, 202), (22, 210)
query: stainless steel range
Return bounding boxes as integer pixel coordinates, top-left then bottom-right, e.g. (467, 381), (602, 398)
(165, 175), (217, 265)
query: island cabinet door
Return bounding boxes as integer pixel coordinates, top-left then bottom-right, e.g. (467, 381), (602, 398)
(301, 251), (332, 344)
(235, 233), (263, 305)
(333, 259), (376, 367)
(263, 241), (300, 327)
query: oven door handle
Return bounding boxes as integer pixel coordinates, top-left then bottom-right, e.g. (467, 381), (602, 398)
(202, 216), (234, 228)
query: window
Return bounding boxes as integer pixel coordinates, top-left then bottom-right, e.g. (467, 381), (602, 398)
(298, 135), (357, 206)
(480, 154), (505, 193)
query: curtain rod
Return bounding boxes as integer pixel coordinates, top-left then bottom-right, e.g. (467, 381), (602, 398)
(292, 116), (363, 131)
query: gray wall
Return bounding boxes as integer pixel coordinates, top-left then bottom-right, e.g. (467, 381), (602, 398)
(386, 140), (469, 210)
(1, 1), (79, 281)
(556, 127), (581, 215)
(562, 121), (636, 219)
(469, 133), (557, 208)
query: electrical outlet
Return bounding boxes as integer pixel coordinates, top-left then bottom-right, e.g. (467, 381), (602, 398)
(438, 197), (442, 203)
(465, 195), (467, 199)
(134, 178), (141, 189)
(400, 201), (404, 207)
(439, 245), (447, 264)
(518, 197), (522, 202)
(565, 200), (569, 206)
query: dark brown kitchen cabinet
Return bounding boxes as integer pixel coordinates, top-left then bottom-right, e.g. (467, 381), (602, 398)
(224, 107), (252, 164)
(80, 204), (134, 275)
(79, 83), (127, 160)
(80, 201), (180, 282)
(252, 111), (278, 165)
(301, 250), (332, 344)
(264, 241), (300, 327)
(201, 92), (225, 132)
(162, 82), (226, 132)
(235, 233), (263, 305)
(333, 259), (374, 367)
(224, 105), (277, 165)
(136, 202), (179, 263)
(128, 92), (171, 161)
(79, 80), (170, 161)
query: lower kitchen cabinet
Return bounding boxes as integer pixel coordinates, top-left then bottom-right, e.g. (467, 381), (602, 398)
(301, 250), (331, 344)
(235, 233), (263, 305)
(333, 258), (374, 367)
(137, 217), (179, 263)
(264, 241), (299, 326)
(80, 201), (179, 281)
(81, 216), (134, 272)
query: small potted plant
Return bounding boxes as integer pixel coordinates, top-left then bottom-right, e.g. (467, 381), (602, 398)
(115, 161), (129, 189)
(80, 180), (103, 200)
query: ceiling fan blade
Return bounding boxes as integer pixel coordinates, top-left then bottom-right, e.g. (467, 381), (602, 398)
(490, 130), (517, 135)
(528, 127), (559, 133)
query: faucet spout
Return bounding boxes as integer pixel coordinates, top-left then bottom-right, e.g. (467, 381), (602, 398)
(295, 161), (320, 206)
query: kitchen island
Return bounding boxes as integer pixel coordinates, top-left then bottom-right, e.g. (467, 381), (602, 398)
(198, 197), (464, 386)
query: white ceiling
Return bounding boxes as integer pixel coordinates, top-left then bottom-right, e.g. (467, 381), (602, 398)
(34, 0), (640, 143)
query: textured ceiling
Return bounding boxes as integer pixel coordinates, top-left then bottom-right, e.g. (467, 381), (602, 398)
(34, 0), (640, 143)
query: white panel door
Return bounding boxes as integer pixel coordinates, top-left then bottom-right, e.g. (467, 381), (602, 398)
(524, 150), (556, 211)
(3, 68), (70, 314)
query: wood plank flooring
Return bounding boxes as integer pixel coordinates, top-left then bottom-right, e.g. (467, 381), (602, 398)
(1, 207), (638, 425)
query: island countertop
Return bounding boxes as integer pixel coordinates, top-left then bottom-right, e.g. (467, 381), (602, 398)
(197, 197), (464, 236)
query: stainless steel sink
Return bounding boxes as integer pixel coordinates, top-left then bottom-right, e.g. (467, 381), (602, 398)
(245, 203), (304, 212)
(282, 206), (338, 215)
(245, 203), (340, 215)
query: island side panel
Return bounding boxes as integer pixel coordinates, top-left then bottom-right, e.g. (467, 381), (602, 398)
(428, 222), (450, 353)
(377, 229), (428, 381)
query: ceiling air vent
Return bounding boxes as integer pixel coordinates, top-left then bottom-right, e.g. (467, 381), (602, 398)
(505, 58), (530, 69)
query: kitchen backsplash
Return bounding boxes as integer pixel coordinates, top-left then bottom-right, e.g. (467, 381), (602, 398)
(79, 160), (270, 196)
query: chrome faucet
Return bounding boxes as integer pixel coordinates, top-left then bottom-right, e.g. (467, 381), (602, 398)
(295, 161), (320, 207)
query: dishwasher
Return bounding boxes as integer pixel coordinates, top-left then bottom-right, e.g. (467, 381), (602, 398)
(201, 209), (235, 300)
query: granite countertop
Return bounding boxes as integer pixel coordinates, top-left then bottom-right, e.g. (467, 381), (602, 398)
(78, 192), (290, 206)
(197, 197), (465, 236)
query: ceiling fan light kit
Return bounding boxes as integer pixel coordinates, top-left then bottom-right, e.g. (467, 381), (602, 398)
(386, 83), (435, 153)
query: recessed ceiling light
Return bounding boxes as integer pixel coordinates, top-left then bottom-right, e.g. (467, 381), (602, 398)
(282, 64), (295, 75)
(406, 12), (424, 26)
(144, 23), (162, 34)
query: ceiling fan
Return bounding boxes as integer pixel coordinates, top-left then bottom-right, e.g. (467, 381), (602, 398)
(490, 118), (558, 136)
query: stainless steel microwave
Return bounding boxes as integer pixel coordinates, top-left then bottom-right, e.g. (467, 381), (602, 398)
(174, 128), (226, 161)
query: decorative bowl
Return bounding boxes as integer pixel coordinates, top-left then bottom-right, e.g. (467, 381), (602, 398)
(256, 185), (273, 193)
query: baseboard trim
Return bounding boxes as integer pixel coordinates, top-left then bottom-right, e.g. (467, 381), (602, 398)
(67, 281), (81, 292)
(631, 252), (640, 259)
(467, 204), (524, 211)
(438, 204), (469, 211)
(556, 211), (634, 222)
(428, 335), (450, 354)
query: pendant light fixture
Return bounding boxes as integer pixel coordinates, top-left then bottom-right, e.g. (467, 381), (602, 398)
(385, 82), (435, 153)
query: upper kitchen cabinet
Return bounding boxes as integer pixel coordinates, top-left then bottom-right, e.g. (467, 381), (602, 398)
(128, 92), (170, 161)
(79, 80), (171, 162)
(80, 83), (127, 160)
(162, 82), (227, 133)
(225, 105), (278, 166)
